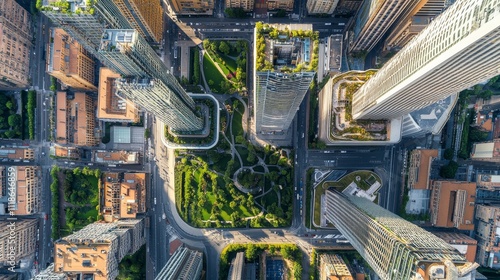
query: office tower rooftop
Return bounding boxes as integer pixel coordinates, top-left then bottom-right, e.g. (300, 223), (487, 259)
(155, 246), (203, 280)
(352, 0), (500, 120)
(254, 23), (317, 135)
(326, 189), (478, 280)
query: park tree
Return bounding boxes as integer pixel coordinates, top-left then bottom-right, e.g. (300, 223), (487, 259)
(469, 127), (489, 142)
(443, 148), (454, 160)
(5, 100), (14, 110)
(229, 201), (237, 209)
(202, 39), (211, 50)
(7, 114), (21, 128)
(440, 161), (459, 179)
(219, 41), (230, 55)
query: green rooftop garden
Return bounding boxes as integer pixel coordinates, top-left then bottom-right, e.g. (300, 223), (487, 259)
(39, 0), (95, 14)
(255, 22), (319, 72)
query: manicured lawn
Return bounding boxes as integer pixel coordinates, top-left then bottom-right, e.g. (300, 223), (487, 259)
(220, 53), (238, 73)
(231, 101), (245, 138)
(203, 53), (225, 93)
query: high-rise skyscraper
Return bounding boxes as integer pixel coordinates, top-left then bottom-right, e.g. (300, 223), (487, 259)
(112, 0), (164, 43)
(383, 0), (448, 52)
(326, 189), (479, 279)
(155, 246), (203, 280)
(255, 72), (315, 134)
(43, 1), (204, 132)
(352, 0), (500, 120)
(306, 0), (339, 14)
(349, 0), (419, 53)
(99, 29), (202, 131)
(253, 24), (316, 135)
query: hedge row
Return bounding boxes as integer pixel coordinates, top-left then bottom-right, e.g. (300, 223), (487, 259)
(50, 166), (60, 240)
(27, 90), (36, 140)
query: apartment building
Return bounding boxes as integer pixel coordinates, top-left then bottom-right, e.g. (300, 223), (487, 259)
(47, 28), (97, 91)
(0, 218), (37, 266)
(477, 174), (500, 191)
(155, 246), (203, 280)
(94, 150), (140, 165)
(97, 68), (139, 123)
(0, 166), (41, 215)
(102, 172), (146, 221)
(0, 0), (32, 88)
(429, 181), (475, 231)
(56, 92), (98, 146)
(319, 254), (353, 280)
(267, 0), (294, 11)
(168, 0), (214, 15)
(0, 147), (34, 161)
(474, 204), (500, 268)
(407, 149), (438, 190)
(471, 140), (500, 162)
(307, 0), (339, 15)
(225, 0), (255, 11)
(52, 220), (145, 280)
(433, 232), (477, 263)
(325, 189), (478, 279)
(51, 145), (80, 160)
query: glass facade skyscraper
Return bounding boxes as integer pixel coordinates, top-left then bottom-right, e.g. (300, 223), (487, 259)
(326, 189), (479, 280)
(352, 0), (500, 120)
(43, 0), (203, 132)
